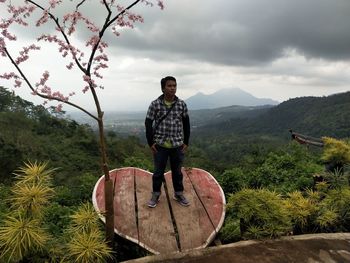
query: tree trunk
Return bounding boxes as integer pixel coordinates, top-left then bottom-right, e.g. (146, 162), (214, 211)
(97, 118), (115, 248)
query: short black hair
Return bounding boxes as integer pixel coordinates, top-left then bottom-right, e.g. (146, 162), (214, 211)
(161, 76), (176, 91)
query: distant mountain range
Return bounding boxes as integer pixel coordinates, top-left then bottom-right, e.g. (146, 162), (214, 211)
(196, 91), (350, 139)
(185, 88), (279, 110)
(67, 88), (350, 140)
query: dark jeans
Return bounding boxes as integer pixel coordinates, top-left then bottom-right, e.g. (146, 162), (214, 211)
(153, 145), (184, 193)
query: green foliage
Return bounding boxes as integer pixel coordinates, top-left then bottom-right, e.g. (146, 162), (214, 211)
(10, 162), (55, 218)
(0, 162), (53, 262)
(0, 161), (114, 262)
(227, 188), (291, 239)
(219, 218), (241, 243)
(68, 203), (100, 234)
(0, 213), (49, 263)
(217, 168), (247, 194)
(2, 85), (350, 258)
(321, 137), (350, 166)
(13, 161), (55, 186)
(53, 173), (100, 206)
(65, 230), (113, 263)
(196, 91), (350, 138)
(0, 87), (102, 185)
(64, 202), (113, 263)
(11, 183), (54, 218)
(43, 202), (73, 237)
(317, 188), (350, 231)
(0, 184), (10, 222)
(284, 191), (317, 233)
(249, 142), (323, 192)
(123, 156), (153, 171)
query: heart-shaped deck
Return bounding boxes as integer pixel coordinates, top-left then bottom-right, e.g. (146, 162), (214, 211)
(92, 167), (226, 254)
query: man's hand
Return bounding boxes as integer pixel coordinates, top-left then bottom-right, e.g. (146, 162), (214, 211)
(151, 143), (158, 154)
(182, 144), (188, 153)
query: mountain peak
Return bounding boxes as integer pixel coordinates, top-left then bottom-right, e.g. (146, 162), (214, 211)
(185, 88), (279, 110)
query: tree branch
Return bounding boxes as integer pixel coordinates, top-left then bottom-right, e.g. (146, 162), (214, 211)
(76, 0), (88, 10)
(106, 0), (142, 28)
(102, 0), (112, 14)
(86, 0), (142, 76)
(3, 47), (98, 121)
(26, 0), (87, 74)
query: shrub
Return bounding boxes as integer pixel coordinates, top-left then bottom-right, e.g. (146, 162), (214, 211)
(316, 188), (350, 232)
(284, 191), (318, 234)
(227, 188), (291, 239)
(322, 137), (350, 172)
(217, 168), (247, 195)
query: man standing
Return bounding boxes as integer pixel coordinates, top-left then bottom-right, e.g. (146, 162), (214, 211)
(145, 76), (190, 208)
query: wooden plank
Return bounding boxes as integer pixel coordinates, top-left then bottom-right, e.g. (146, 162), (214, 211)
(92, 167), (226, 255)
(113, 168), (138, 243)
(164, 169), (216, 252)
(186, 168), (226, 234)
(93, 175), (106, 214)
(135, 168), (179, 254)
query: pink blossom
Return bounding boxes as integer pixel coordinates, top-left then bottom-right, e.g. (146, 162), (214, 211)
(55, 104), (63, 112)
(49, 0), (62, 9)
(0, 72), (19, 80)
(66, 62), (74, 69)
(0, 38), (7, 56)
(0, 0), (165, 112)
(93, 71), (103, 79)
(94, 54), (108, 62)
(14, 79), (22, 87)
(86, 35), (100, 48)
(82, 85), (89, 93)
(157, 1), (164, 10)
(83, 75), (97, 88)
(52, 91), (68, 101)
(1, 29), (17, 41)
(15, 44), (40, 64)
(36, 71), (50, 87)
(36, 10), (49, 27)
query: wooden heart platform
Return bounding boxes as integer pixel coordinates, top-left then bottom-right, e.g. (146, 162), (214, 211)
(92, 167), (226, 254)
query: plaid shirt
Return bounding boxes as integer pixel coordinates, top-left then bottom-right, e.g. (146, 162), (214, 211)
(146, 95), (189, 147)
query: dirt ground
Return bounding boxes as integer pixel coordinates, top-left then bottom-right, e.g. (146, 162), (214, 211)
(122, 233), (350, 263)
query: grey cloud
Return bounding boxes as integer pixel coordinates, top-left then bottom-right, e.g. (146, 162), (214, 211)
(3, 0), (350, 66)
(105, 0), (350, 66)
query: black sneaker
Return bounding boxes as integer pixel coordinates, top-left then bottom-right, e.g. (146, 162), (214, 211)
(173, 193), (190, 206)
(148, 192), (160, 208)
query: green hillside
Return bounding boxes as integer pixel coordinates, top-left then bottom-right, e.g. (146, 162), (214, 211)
(197, 91), (350, 139)
(1, 86), (350, 262)
(0, 87), (152, 184)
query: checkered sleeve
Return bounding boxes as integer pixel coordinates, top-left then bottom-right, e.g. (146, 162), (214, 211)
(146, 101), (156, 120)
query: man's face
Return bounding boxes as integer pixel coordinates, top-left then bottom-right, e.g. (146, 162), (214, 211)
(163, 80), (177, 97)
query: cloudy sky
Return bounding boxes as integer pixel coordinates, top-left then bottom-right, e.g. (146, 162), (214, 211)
(1, 0), (350, 112)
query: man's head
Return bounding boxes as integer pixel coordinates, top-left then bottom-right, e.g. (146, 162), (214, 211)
(161, 76), (177, 92)
(161, 76), (177, 100)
